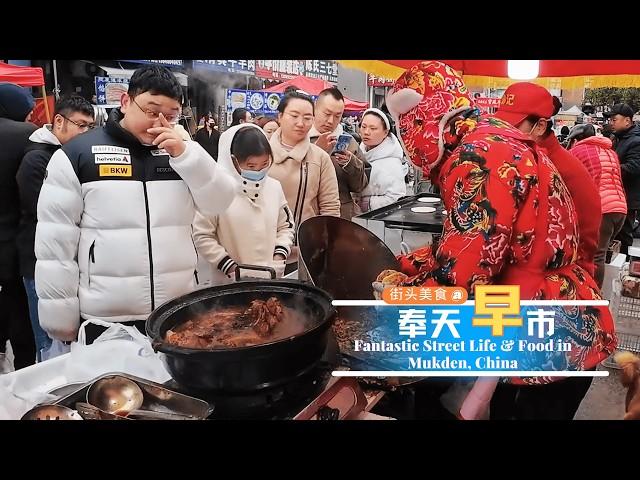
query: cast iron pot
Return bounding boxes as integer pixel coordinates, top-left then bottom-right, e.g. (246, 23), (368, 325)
(146, 269), (336, 393)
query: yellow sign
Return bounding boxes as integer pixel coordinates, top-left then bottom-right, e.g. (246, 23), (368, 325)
(382, 286), (468, 304)
(472, 285), (522, 336)
(99, 165), (132, 177)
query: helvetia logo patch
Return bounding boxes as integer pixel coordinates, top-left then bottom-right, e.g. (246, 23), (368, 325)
(94, 154), (131, 164)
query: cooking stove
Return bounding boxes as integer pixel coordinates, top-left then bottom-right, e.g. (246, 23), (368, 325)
(163, 336), (386, 420)
(164, 361), (334, 419)
(352, 193), (445, 255)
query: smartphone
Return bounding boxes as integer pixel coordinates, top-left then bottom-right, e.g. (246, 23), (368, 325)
(331, 133), (353, 155)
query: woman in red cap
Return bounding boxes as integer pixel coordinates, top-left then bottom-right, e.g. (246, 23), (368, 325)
(493, 82), (602, 280)
(378, 61), (616, 420)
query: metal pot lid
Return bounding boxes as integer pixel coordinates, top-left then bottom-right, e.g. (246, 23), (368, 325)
(298, 216), (400, 300)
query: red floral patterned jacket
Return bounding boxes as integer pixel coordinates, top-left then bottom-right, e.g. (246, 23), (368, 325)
(394, 117), (616, 384)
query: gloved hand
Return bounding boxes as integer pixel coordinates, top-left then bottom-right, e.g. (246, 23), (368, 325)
(372, 269), (409, 299)
(372, 281), (385, 300)
(272, 259), (286, 279)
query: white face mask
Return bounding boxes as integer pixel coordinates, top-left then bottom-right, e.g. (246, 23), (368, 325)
(232, 155), (270, 180)
(231, 154), (271, 197)
(239, 166), (269, 182)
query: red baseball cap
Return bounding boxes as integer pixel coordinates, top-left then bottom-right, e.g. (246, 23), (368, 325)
(494, 82), (557, 127)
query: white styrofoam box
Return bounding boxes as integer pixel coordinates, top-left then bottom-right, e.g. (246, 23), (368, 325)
(384, 227), (403, 255)
(352, 216), (368, 229)
(602, 253), (627, 301)
(401, 230), (433, 253)
(628, 246), (640, 258)
(367, 220), (386, 244)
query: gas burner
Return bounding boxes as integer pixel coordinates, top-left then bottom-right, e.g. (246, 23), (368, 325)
(164, 361), (334, 419)
(161, 337), (393, 420)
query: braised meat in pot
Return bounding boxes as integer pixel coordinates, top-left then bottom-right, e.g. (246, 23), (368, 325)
(165, 297), (305, 349)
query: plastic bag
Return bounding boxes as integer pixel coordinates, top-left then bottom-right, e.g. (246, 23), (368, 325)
(40, 339), (71, 362)
(0, 353), (12, 374)
(0, 375), (58, 420)
(64, 319), (171, 385)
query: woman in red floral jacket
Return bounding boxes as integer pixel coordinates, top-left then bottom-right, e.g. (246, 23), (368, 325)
(380, 61), (617, 420)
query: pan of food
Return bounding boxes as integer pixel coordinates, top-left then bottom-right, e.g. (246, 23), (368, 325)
(297, 216), (423, 390)
(146, 265), (336, 393)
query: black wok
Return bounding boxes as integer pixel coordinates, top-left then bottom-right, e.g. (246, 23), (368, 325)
(146, 268), (336, 393)
(297, 217), (423, 389)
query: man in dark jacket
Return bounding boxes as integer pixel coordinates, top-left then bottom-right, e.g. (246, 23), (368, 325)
(309, 87), (371, 220)
(16, 94), (94, 359)
(230, 107), (253, 127)
(606, 103), (640, 254)
(0, 82), (37, 370)
(194, 114), (220, 160)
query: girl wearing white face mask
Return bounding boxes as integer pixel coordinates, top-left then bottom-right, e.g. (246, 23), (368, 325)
(193, 125), (294, 283)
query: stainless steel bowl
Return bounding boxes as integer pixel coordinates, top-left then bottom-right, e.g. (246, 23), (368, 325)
(21, 404), (83, 420)
(86, 375), (144, 415)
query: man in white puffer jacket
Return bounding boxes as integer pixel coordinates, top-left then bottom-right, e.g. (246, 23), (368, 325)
(35, 66), (237, 342)
(357, 108), (407, 212)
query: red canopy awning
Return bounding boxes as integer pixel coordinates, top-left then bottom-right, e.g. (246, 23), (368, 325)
(0, 61), (45, 87)
(368, 60), (640, 77)
(338, 60), (640, 89)
(264, 75), (368, 111)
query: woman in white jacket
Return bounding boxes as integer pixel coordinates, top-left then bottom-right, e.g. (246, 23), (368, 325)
(193, 124), (294, 284)
(357, 108), (407, 212)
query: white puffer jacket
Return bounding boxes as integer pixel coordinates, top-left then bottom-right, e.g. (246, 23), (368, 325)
(193, 124), (294, 285)
(34, 109), (238, 341)
(358, 134), (407, 211)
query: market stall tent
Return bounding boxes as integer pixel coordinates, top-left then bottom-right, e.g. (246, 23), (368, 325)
(0, 61), (50, 122)
(338, 60), (640, 90)
(559, 105), (584, 116)
(264, 75), (368, 111)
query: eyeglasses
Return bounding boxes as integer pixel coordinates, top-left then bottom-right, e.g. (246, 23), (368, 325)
(131, 97), (180, 124)
(60, 115), (94, 130)
(283, 111), (314, 124)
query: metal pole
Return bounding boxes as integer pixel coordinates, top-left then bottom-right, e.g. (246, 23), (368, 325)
(52, 60), (60, 100)
(41, 85), (51, 123)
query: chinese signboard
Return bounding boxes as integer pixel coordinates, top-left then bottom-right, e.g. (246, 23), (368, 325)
(367, 73), (396, 87)
(225, 88), (318, 125)
(120, 60), (184, 67)
(474, 97), (501, 110)
(303, 60), (338, 83)
(474, 96), (502, 114)
(193, 60), (256, 75)
(255, 60), (305, 80)
(94, 76), (129, 106)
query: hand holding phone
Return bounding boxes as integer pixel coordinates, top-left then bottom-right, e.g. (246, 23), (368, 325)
(316, 131), (337, 153)
(331, 133), (353, 155)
